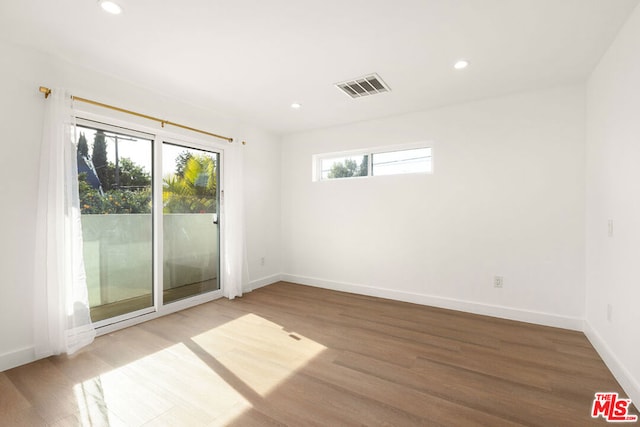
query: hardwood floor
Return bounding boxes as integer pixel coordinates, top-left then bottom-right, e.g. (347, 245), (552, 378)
(1, 282), (636, 426)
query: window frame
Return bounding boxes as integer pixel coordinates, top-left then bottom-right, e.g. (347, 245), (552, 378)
(312, 141), (433, 182)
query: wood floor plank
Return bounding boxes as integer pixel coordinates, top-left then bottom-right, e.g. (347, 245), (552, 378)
(49, 405), (128, 427)
(0, 407), (47, 427)
(0, 372), (31, 415)
(1, 281), (636, 426)
(49, 351), (115, 384)
(335, 350), (586, 426)
(143, 405), (214, 427)
(4, 359), (81, 423)
(302, 350), (526, 426)
(224, 408), (286, 427)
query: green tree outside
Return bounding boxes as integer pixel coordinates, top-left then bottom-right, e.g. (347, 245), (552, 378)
(103, 157), (151, 190)
(77, 132), (89, 158)
(328, 155), (368, 179)
(79, 173), (151, 214)
(79, 130), (152, 214)
(174, 151), (193, 178)
(91, 130), (108, 190)
(163, 153), (217, 213)
(78, 140), (217, 215)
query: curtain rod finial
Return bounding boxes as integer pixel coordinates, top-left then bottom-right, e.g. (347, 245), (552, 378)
(39, 86), (52, 99)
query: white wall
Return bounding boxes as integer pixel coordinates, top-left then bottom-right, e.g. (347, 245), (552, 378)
(0, 40), (282, 371)
(281, 85), (586, 329)
(243, 126), (283, 288)
(585, 3), (640, 407)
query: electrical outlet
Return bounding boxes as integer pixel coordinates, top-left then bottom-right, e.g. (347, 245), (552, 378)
(260, 257), (265, 267)
(494, 276), (504, 288)
(608, 219), (614, 237)
(607, 304), (613, 322)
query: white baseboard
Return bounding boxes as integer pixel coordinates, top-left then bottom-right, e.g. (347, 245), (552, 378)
(280, 274), (583, 331)
(584, 321), (640, 407)
(248, 274), (282, 292)
(0, 346), (35, 373)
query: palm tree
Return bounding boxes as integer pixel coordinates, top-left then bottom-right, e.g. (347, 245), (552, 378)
(163, 155), (217, 213)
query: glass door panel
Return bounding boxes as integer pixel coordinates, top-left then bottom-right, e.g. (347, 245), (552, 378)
(76, 123), (154, 322)
(162, 143), (220, 304)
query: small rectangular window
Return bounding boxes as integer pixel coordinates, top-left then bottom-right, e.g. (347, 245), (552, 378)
(314, 143), (431, 181)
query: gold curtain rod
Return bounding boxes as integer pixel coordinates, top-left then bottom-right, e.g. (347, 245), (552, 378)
(39, 86), (242, 144)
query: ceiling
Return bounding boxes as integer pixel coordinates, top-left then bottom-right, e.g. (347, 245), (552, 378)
(0, 0), (638, 134)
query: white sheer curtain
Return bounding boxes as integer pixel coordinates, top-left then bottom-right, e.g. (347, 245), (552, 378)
(33, 88), (95, 358)
(222, 144), (249, 299)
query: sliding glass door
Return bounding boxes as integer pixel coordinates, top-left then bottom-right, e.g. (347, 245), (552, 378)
(76, 120), (222, 326)
(76, 122), (154, 322)
(162, 143), (220, 304)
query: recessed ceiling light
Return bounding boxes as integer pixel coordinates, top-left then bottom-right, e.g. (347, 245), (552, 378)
(454, 59), (470, 70)
(290, 103), (302, 109)
(99, 0), (123, 15)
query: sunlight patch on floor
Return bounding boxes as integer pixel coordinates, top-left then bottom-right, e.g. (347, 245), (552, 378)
(73, 342), (252, 425)
(192, 313), (327, 397)
(72, 313), (325, 424)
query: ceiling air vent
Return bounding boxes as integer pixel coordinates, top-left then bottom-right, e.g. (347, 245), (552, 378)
(335, 73), (390, 99)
